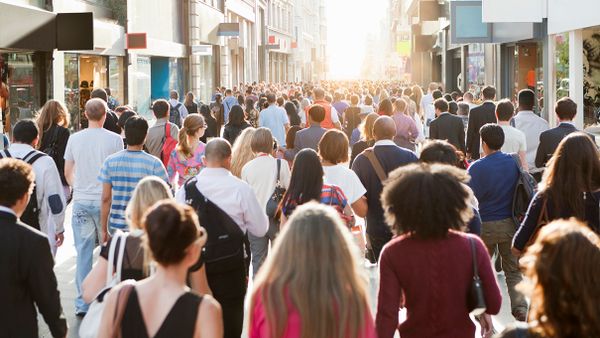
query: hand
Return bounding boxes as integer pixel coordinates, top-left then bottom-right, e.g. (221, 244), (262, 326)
(466, 153), (472, 160)
(102, 230), (110, 244)
(478, 314), (495, 338)
(55, 232), (64, 247)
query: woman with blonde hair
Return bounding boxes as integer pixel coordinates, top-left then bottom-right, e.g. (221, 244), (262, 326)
(350, 112), (379, 166)
(167, 114), (207, 188)
(230, 127), (256, 178)
(82, 176), (173, 303)
(249, 202), (376, 338)
(36, 99), (71, 190)
(496, 219), (600, 338)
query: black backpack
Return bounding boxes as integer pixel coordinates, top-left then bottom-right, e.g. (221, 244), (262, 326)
(41, 125), (61, 164)
(0, 149), (47, 230)
(511, 153), (537, 226)
(169, 102), (182, 128)
(184, 178), (245, 271)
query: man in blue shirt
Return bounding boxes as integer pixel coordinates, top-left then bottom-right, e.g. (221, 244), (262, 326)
(259, 94), (290, 148)
(467, 123), (527, 321)
(222, 89), (239, 123)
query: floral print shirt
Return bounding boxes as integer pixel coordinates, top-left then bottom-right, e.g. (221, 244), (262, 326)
(167, 142), (206, 187)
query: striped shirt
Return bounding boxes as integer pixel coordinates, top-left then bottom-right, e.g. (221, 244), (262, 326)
(99, 150), (169, 230)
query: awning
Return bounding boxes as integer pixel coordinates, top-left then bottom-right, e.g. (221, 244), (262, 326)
(217, 23), (240, 37)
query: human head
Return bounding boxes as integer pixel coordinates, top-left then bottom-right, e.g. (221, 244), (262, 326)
(373, 116), (396, 141)
(126, 176), (173, 230)
(481, 86), (496, 101)
(238, 94), (245, 106)
(228, 105), (245, 126)
(443, 94), (453, 102)
(364, 95), (373, 106)
(36, 99), (70, 133)
(84, 98), (108, 122)
(12, 119), (39, 146)
(314, 88), (325, 100)
(451, 91), (461, 102)
(230, 128), (257, 177)
(124, 115), (148, 146)
(251, 202), (369, 338)
(428, 82), (438, 93)
(382, 163), (472, 238)
(282, 149), (324, 209)
(266, 93), (277, 104)
(432, 90), (443, 100)
(394, 98), (407, 114)
(284, 101), (297, 118)
(360, 112), (380, 142)
(519, 219), (600, 337)
(105, 87), (112, 97)
(540, 132), (600, 219)
(170, 90), (179, 100)
(308, 105), (326, 124)
(152, 99), (170, 119)
(251, 127), (274, 154)
(245, 98), (255, 113)
(0, 158), (35, 216)
(318, 129), (349, 165)
(518, 89), (535, 111)
(419, 140), (460, 167)
(463, 92), (474, 103)
(204, 138), (233, 169)
(285, 126), (302, 149)
(495, 99), (515, 122)
(276, 96), (285, 107)
(457, 103), (470, 116)
(378, 99), (394, 116)
(176, 114), (206, 158)
(185, 91), (195, 104)
(555, 97), (577, 121)
(225, 89), (233, 96)
(434, 98), (449, 115)
(448, 101), (458, 115)
(90, 88), (108, 102)
(350, 94), (359, 106)
(143, 200), (206, 268)
(117, 110), (137, 130)
(479, 123), (504, 153)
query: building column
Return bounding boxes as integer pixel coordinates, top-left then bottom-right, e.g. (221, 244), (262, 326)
(220, 45), (230, 88)
(569, 29), (584, 129)
(52, 50), (65, 103)
(546, 34), (557, 124)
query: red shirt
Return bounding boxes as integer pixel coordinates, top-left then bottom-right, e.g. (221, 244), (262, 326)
(376, 231), (502, 338)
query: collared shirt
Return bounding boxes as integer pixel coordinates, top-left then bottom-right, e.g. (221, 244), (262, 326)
(175, 167), (268, 237)
(513, 110), (549, 172)
(8, 143), (66, 234)
(222, 95), (239, 122)
(374, 139), (396, 147)
(259, 104), (290, 147)
(169, 98), (189, 119)
(558, 121), (576, 127)
(0, 205), (16, 216)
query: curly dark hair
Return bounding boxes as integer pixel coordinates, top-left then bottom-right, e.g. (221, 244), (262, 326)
(381, 163), (472, 239)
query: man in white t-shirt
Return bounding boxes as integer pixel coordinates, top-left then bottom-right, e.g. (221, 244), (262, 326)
(64, 98), (123, 316)
(513, 89), (549, 177)
(241, 128), (291, 275)
(496, 100), (527, 170)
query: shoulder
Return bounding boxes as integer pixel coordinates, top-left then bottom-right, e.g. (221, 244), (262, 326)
(12, 220), (49, 244)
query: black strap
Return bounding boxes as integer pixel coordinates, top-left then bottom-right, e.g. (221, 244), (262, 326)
(469, 237), (480, 280)
(0, 149), (11, 159)
(46, 125), (60, 148)
(0, 149), (45, 165)
(275, 158), (281, 185)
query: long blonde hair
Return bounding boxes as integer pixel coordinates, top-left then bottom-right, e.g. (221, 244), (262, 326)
(359, 112), (379, 142)
(126, 176), (173, 230)
(411, 85), (424, 116)
(250, 202), (371, 338)
(36, 99), (70, 146)
(230, 127), (256, 178)
(177, 114), (205, 158)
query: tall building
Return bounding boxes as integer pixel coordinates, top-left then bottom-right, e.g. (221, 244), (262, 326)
(292, 0), (326, 82)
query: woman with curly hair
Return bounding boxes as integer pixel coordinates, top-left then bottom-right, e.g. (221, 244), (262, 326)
(496, 219), (600, 338)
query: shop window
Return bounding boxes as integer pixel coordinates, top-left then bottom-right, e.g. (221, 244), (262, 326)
(1, 52), (41, 133)
(64, 53), (80, 131)
(108, 56), (125, 108)
(583, 29), (600, 127)
(554, 34), (570, 101)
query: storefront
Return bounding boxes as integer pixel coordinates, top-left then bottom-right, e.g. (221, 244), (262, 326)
(501, 41), (544, 108)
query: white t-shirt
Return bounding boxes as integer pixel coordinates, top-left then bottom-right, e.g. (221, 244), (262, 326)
(64, 128), (123, 200)
(500, 125), (527, 154)
(241, 156), (291, 210)
(323, 164), (367, 204)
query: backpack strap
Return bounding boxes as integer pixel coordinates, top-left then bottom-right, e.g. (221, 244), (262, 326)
(275, 158), (281, 185)
(0, 149), (11, 159)
(22, 150), (47, 165)
(363, 148), (387, 182)
(510, 152), (523, 171)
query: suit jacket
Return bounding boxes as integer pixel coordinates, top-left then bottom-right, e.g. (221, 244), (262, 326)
(535, 123), (596, 168)
(294, 125), (327, 152)
(466, 101), (497, 159)
(0, 210), (67, 338)
(430, 113), (466, 152)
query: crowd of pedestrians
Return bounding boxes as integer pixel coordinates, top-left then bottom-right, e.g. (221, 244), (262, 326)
(0, 80), (599, 338)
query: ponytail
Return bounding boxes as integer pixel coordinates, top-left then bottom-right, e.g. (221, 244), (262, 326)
(177, 127), (193, 158)
(176, 114), (205, 159)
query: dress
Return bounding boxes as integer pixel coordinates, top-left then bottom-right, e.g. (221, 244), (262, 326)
(167, 143), (206, 187)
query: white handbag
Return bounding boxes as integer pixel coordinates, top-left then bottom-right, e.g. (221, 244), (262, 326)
(79, 231), (129, 338)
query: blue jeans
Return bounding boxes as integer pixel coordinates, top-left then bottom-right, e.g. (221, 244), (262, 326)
(72, 200), (102, 314)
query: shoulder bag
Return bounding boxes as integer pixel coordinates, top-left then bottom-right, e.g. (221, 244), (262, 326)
(467, 237), (487, 316)
(363, 148), (387, 182)
(266, 159), (285, 219)
(79, 231), (129, 338)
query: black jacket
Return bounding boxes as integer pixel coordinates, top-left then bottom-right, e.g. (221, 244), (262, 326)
(466, 102), (496, 159)
(103, 110), (121, 135)
(39, 124), (70, 186)
(0, 211), (67, 338)
(223, 122), (251, 145)
(535, 123), (596, 168)
(430, 113), (466, 152)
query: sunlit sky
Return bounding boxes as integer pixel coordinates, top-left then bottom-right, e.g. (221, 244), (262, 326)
(326, 0), (388, 80)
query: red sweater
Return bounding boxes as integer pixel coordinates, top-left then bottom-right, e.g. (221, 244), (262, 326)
(376, 231), (502, 338)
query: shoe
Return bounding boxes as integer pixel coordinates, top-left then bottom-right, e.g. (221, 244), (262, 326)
(513, 310), (527, 322)
(494, 256), (502, 273)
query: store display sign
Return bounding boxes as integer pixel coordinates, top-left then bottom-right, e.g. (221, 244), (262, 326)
(127, 33), (147, 49)
(450, 1), (492, 44)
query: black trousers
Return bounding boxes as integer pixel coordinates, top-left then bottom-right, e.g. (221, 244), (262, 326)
(366, 232), (393, 263)
(207, 257), (247, 338)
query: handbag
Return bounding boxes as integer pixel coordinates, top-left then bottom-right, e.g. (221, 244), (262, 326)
(79, 231), (129, 338)
(467, 237), (487, 316)
(266, 159), (285, 219)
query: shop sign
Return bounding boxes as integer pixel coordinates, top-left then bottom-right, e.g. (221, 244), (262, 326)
(127, 33), (147, 49)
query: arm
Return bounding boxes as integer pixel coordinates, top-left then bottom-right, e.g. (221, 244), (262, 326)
(189, 264), (212, 296)
(29, 237), (67, 338)
(534, 134), (547, 168)
(518, 151), (528, 171)
(64, 160), (75, 187)
(42, 159), (67, 242)
(100, 183), (112, 242)
(467, 208), (481, 236)
(82, 257), (108, 303)
(375, 248), (403, 338)
(97, 286), (120, 338)
(242, 187), (269, 237)
(351, 196), (368, 218)
(429, 121), (438, 140)
(458, 122), (466, 153)
(512, 192), (545, 254)
(466, 114), (476, 156)
(195, 295), (223, 338)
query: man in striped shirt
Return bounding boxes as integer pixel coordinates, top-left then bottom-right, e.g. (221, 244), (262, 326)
(99, 116), (168, 235)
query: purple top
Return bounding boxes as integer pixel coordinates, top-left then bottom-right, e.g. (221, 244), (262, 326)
(167, 142), (206, 186)
(333, 101), (349, 119)
(392, 112), (418, 150)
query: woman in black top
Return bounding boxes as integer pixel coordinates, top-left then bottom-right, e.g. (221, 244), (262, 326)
(223, 105), (251, 145)
(36, 100), (71, 188)
(184, 92), (199, 115)
(513, 132), (600, 254)
(350, 112), (379, 167)
(98, 200), (222, 338)
(284, 101), (302, 126)
(199, 104), (218, 143)
(245, 98), (259, 128)
(210, 94), (224, 128)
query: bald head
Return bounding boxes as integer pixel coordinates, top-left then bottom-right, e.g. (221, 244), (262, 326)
(85, 98), (108, 122)
(204, 138), (232, 167)
(373, 116), (396, 141)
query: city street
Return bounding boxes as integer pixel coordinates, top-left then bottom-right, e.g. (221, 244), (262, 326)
(39, 206), (516, 338)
